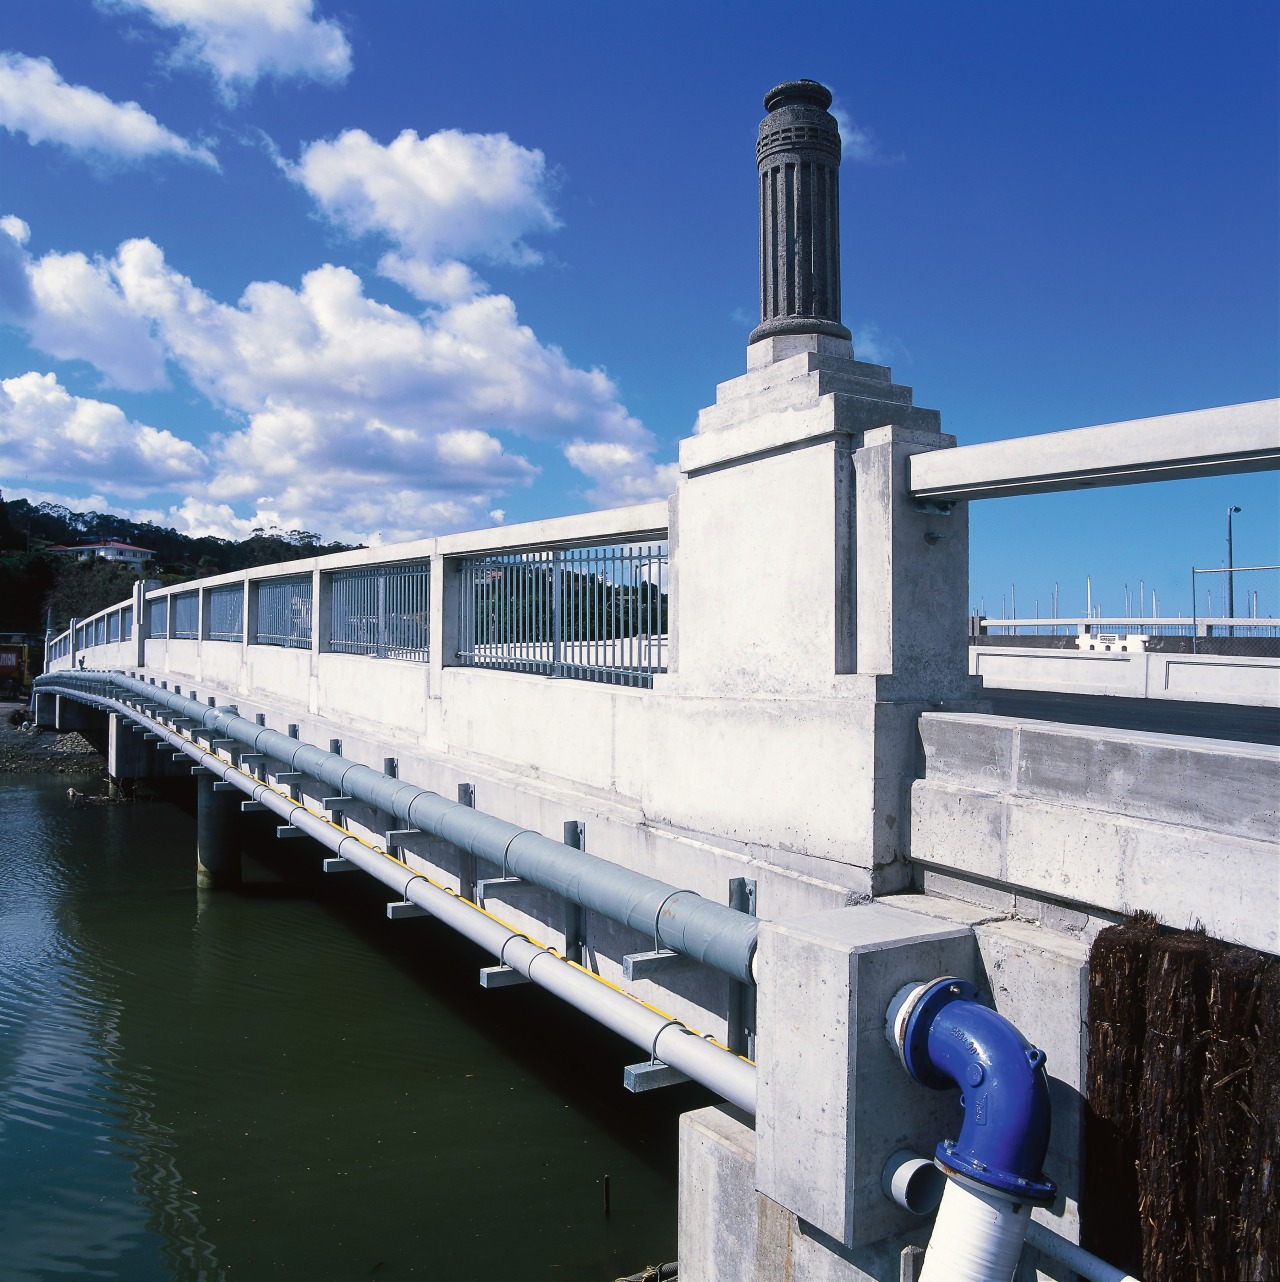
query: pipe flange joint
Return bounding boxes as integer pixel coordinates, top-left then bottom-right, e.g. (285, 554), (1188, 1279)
(897, 976), (980, 1089)
(888, 976), (1058, 1207)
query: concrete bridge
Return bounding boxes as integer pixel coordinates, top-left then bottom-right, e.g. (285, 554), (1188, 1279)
(37, 81), (1279, 1282)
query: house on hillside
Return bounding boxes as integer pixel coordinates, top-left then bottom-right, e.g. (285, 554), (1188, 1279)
(47, 541), (154, 567)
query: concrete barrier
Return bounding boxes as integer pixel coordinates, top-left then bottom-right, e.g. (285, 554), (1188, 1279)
(971, 645), (1280, 707)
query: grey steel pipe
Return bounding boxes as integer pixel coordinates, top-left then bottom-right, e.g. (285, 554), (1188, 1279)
(46, 679), (756, 1112)
(35, 672), (759, 982)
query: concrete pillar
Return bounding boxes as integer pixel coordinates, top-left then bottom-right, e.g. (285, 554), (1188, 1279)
(853, 426), (971, 695)
(196, 772), (241, 888)
(33, 691), (56, 728)
(432, 552), (464, 672)
(108, 712), (150, 780)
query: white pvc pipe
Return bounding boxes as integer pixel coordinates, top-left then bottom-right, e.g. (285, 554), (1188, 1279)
(885, 1148), (1143, 1282)
(1025, 1222), (1142, 1282)
(74, 690), (757, 1114)
(918, 1180), (1031, 1282)
(882, 1149), (945, 1216)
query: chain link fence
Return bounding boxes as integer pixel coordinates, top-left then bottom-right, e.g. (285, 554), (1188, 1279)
(1192, 565), (1279, 656)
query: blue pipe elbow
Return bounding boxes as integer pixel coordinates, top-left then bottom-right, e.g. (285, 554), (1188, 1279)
(888, 977), (1056, 1205)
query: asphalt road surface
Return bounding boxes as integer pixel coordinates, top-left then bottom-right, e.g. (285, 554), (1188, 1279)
(983, 688), (1279, 746)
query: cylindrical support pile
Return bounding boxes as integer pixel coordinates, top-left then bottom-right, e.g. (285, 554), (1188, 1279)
(196, 771), (240, 888)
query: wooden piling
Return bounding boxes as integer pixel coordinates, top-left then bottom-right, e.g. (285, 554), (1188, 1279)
(1138, 931), (1217, 1282)
(1238, 960), (1279, 1280)
(1197, 947), (1268, 1277)
(1082, 915), (1159, 1272)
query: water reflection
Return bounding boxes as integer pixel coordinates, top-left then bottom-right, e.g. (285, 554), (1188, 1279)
(0, 776), (693, 1280)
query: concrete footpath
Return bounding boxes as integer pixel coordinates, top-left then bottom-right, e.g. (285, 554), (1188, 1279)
(0, 698), (105, 774)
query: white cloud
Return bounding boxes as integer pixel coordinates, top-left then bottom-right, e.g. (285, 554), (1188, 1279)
(27, 249), (170, 391)
(105, 0), (351, 95)
(3, 212), (675, 542)
(563, 439), (679, 508)
(0, 372), (209, 496)
(1, 219), (168, 390)
(3, 485), (115, 512)
(0, 217), (35, 325)
(0, 52), (217, 166)
(830, 105), (901, 166)
(292, 128), (559, 302)
(1, 216), (29, 245)
(850, 323), (909, 368)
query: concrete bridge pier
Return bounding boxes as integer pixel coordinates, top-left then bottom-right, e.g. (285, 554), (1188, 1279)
(196, 772), (241, 889)
(106, 712), (150, 798)
(33, 691), (56, 728)
(55, 694), (104, 735)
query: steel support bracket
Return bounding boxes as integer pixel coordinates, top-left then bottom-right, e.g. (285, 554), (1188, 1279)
(386, 900), (430, 920)
(623, 1061), (690, 1093)
(480, 965), (530, 988)
(386, 828), (422, 842)
(476, 876), (538, 906)
(623, 949), (696, 981)
(322, 795), (353, 810)
(323, 856), (357, 872)
(241, 800), (268, 813)
(276, 825), (304, 839)
(212, 781), (239, 793)
(728, 876), (758, 1059)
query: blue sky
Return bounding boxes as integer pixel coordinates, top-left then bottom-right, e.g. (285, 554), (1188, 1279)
(0, 1), (1275, 619)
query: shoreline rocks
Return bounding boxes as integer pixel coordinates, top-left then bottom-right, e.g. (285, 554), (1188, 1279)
(0, 699), (106, 775)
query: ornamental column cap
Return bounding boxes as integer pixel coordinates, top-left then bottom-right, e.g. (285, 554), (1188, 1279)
(762, 80), (833, 112)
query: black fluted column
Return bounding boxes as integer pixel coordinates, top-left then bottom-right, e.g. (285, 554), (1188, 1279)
(749, 80), (851, 345)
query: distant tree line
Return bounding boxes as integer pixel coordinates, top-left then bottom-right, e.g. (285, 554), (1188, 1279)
(0, 492), (358, 634)
(473, 562), (668, 645)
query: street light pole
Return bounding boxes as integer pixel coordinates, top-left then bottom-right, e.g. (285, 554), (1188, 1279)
(1227, 505), (1241, 636)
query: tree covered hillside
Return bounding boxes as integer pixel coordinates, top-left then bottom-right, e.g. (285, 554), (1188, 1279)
(0, 494), (358, 634)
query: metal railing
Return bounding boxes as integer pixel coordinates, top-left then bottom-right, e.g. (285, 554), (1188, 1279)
(329, 562), (430, 660)
(456, 541), (668, 687)
(255, 576), (312, 649)
(147, 597), (168, 639)
(206, 584), (244, 643)
(171, 592), (199, 640)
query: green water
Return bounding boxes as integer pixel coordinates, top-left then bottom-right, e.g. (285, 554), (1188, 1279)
(0, 775), (703, 1280)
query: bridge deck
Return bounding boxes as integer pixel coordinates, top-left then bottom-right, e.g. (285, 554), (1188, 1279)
(983, 687), (1280, 746)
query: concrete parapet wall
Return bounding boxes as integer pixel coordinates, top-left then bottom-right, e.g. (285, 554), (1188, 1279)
(971, 644), (1280, 707)
(911, 712), (1280, 954)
